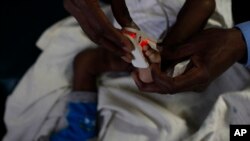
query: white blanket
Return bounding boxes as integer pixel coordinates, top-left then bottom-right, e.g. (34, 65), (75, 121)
(4, 0), (250, 141)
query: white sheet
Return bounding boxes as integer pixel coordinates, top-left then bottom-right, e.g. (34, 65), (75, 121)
(3, 17), (95, 141)
(98, 65), (250, 141)
(4, 0), (250, 141)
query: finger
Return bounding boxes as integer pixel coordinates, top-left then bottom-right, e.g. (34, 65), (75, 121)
(147, 48), (159, 57)
(148, 54), (161, 63)
(121, 52), (134, 63)
(143, 46), (160, 62)
(65, 0), (133, 57)
(132, 71), (170, 94)
(145, 50), (154, 56)
(161, 43), (201, 60)
(131, 70), (145, 88)
(121, 34), (135, 52)
(76, 0), (134, 51)
(65, 0), (115, 48)
(151, 56), (208, 94)
(171, 56), (209, 92)
(91, 0), (135, 52)
(142, 45), (149, 51)
(150, 63), (173, 90)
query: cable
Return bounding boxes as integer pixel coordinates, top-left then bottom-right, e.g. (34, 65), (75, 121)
(156, 0), (169, 42)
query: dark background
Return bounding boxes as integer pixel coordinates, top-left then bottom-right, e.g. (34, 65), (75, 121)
(0, 0), (249, 139)
(0, 0), (69, 138)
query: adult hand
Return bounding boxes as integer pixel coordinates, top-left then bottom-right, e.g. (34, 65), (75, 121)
(132, 28), (246, 94)
(64, 0), (135, 62)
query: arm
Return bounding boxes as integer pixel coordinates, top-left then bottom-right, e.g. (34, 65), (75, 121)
(132, 26), (247, 94)
(64, 0), (134, 61)
(111, 0), (139, 29)
(160, 0), (215, 48)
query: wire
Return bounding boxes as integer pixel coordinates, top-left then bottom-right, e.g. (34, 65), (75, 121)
(156, 0), (169, 42)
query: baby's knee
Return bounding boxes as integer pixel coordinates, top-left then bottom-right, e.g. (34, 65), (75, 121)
(73, 48), (98, 67)
(200, 0), (216, 13)
(72, 48), (102, 91)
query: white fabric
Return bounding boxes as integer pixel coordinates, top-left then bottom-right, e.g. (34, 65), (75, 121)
(4, 0), (249, 141)
(114, 0), (233, 40)
(98, 69), (250, 141)
(3, 16), (96, 141)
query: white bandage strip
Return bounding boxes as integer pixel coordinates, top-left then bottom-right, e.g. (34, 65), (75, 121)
(123, 27), (158, 68)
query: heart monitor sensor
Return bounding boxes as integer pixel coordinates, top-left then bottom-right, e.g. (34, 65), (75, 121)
(123, 27), (158, 68)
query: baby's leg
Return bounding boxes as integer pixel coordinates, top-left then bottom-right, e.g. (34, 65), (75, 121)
(73, 47), (133, 92)
(50, 47), (133, 141)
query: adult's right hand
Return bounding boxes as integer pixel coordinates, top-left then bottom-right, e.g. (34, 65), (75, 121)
(64, 0), (134, 62)
(132, 28), (246, 94)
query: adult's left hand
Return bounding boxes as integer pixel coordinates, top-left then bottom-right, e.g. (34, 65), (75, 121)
(64, 0), (135, 61)
(132, 28), (246, 94)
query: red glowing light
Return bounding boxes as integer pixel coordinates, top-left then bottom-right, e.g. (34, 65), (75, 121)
(140, 39), (149, 48)
(129, 33), (136, 39)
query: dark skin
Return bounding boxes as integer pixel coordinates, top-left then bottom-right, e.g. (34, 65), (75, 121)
(159, 0), (215, 48)
(111, 0), (216, 62)
(67, 0), (136, 91)
(66, 0), (243, 94)
(63, 0), (134, 62)
(111, 0), (139, 29)
(64, 0), (215, 62)
(73, 47), (133, 92)
(132, 28), (246, 94)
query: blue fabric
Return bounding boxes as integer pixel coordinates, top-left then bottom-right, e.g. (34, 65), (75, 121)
(235, 21), (250, 67)
(0, 78), (19, 96)
(50, 102), (97, 141)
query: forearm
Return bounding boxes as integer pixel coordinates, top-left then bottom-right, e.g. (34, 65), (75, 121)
(86, 0), (114, 26)
(162, 0), (216, 47)
(111, 0), (138, 29)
